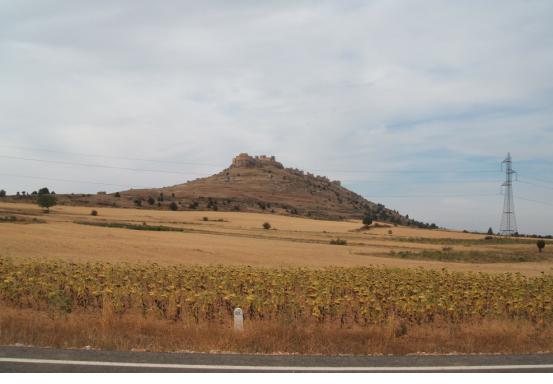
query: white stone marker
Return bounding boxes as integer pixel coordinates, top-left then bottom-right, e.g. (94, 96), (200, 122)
(234, 307), (244, 331)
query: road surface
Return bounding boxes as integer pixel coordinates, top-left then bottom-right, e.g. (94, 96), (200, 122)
(1, 346), (553, 372)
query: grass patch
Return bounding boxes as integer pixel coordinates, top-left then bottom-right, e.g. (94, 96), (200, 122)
(329, 238), (347, 245)
(391, 237), (553, 246)
(0, 216), (45, 224)
(387, 249), (551, 263)
(75, 221), (184, 232)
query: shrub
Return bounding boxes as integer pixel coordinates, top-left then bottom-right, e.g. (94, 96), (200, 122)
(147, 197), (155, 205)
(537, 240), (546, 253)
(330, 238), (347, 245)
(262, 222), (271, 230)
(0, 189), (6, 198)
(169, 202), (178, 211)
(362, 215), (373, 226)
(485, 236), (494, 240)
(189, 202), (199, 209)
(90, 210), (98, 216)
(37, 194), (57, 212)
(203, 217), (208, 221)
(114, 192), (121, 198)
(134, 199), (142, 207)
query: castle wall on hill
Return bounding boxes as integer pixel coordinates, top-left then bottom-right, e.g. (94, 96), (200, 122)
(232, 153), (283, 169)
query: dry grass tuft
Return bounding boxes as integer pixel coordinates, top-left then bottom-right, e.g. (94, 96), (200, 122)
(1, 306), (552, 355)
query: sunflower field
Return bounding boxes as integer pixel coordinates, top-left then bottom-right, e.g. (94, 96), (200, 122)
(1, 256), (552, 325)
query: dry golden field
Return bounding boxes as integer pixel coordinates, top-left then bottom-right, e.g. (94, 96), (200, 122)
(2, 201), (553, 355)
(1, 202), (552, 275)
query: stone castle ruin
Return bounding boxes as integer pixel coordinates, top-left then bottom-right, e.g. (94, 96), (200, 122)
(232, 153), (284, 169)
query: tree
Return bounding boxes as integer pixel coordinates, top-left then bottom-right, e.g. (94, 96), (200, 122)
(169, 201), (178, 211)
(487, 227), (494, 235)
(537, 240), (546, 253)
(38, 187), (50, 195)
(362, 215), (373, 226)
(37, 194), (57, 212)
(0, 189), (6, 198)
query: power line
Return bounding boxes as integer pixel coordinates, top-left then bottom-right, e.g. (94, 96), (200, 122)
(1, 145), (505, 175)
(0, 173), (151, 189)
(518, 175), (553, 187)
(0, 145), (224, 167)
(0, 154), (507, 190)
(518, 180), (553, 191)
(365, 193), (500, 198)
(517, 196), (553, 207)
(0, 155), (211, 176)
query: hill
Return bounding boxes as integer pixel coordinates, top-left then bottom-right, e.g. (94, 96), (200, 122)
(8, 153), (428, 224)
(122, 153), (411, 222)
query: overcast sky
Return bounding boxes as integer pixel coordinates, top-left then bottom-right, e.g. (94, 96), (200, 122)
(1, 0), (552, 234)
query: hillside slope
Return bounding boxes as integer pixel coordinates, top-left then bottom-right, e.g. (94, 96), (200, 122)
(119, 153), (407, 222)
(9, 153), (419, 223)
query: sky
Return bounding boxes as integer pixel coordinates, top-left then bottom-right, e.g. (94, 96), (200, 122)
(1, 0), (552, 234)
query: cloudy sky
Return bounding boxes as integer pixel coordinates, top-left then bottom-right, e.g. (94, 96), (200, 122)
(1, 0), (552, 234)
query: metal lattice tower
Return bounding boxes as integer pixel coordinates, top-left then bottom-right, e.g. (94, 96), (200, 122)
(499, 152), (517, 236)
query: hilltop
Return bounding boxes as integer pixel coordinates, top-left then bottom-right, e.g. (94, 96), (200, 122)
(7, 153), (424, 224)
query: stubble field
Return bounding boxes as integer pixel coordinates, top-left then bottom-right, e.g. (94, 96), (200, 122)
(1, 202), (552, 274)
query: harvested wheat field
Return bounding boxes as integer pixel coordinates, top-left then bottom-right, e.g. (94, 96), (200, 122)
(1, 202), (552, 275)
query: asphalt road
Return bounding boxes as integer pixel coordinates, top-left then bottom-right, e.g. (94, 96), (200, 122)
(1, 345), (553, 372)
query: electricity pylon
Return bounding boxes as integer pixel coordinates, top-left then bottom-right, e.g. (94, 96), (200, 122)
(499, 152), (517, 236)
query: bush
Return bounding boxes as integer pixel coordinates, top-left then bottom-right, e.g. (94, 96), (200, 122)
(330, 238), (347, 245)
(114, 192), (121, 198)
(147, 197), (155, 205)
(262, 222), (271, 230)
(203, 217), (208, 221)
(169, 202), (178, 211)
(537, 240), (546, 253)
(0, 189), (6, 198)
(90, 210), (98, 216)
(362, 215), (373, 226)
(37, 194), (57, 212)
(189, 202), (199, 209)
(134, 199), (142, 207)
